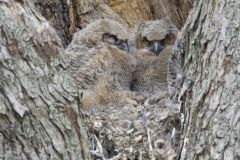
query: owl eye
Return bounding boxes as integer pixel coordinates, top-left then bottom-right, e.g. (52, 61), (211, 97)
(116, 39), (129, 52)
(160, 38), (167, 46)
(143, 36), (149, 43)
(102, 33), (118, 45)
(102, 33), (129, 52)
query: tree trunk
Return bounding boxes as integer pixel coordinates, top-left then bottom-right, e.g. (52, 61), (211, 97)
(148, 0), (192, 29)
(179, 0), (240, 159)
(33, 0), (72, 47)
(0, 1), (91, 159)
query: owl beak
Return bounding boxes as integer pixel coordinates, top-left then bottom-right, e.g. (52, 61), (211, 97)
(150, 41), (164, 55)
(117, 41), (129, 52)
(121, 42), (129, 52)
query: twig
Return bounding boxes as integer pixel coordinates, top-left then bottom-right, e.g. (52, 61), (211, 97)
(91, 134), (123, 160)
(108, 153), (122, 160)
(90, 134), (106, 160)
(139, 149), (143, 160)
(147, 128), (155, 160)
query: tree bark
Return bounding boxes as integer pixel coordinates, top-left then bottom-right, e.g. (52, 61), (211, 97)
(179, 0), (240, 159)
(33, 0), (72, 47)
(0, 1), (91, 159)
(148, 0), (192, 29)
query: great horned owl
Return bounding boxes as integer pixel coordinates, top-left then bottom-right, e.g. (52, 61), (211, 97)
(66, 19), (136, 108)
(129, 19), (179, 95)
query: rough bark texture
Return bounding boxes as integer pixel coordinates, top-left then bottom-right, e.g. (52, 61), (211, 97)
(179, 0), (240, 159)
(104, 0), (153, 27)
(0, 1), (91, 159)
(104, 0), (192, 28)
(33, 0), (72, 47)
(148, 0), (192, 29)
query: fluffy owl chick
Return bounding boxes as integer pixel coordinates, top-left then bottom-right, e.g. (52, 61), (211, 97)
(65, 19), (136, 109)
(130, 19), (179, 95)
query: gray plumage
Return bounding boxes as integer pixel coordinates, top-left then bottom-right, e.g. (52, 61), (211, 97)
(65, 19), (136, 108)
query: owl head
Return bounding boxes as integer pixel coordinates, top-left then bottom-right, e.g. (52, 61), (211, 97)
(129, 19), (179, 95)
(68, 18), (130, 52)
(130, 19), (179, 55)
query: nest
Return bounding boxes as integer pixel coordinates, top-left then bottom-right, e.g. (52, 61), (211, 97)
(84, 92), (182, 160)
